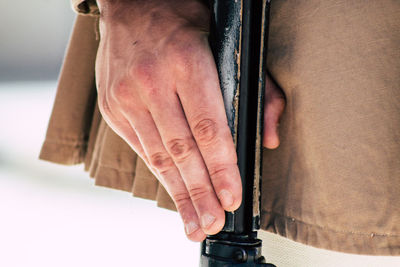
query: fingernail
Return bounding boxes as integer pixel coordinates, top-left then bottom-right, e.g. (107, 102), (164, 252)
(201, 213), (216, 229)
(219, 189), (234, 208)
(185, 221), (199, 235)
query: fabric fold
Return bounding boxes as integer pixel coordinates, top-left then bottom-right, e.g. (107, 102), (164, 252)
(39, 14), (98, 165)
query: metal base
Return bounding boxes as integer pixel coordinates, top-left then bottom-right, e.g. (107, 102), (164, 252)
(200, 233), (276, 267)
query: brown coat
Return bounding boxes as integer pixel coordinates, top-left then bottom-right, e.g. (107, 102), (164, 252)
(40, 0), (400, 255)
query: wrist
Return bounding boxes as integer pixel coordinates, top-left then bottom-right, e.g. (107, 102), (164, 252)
(97, 0), (209, 29)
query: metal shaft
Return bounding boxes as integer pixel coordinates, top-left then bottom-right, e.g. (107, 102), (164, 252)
(200, 0), (275, 266)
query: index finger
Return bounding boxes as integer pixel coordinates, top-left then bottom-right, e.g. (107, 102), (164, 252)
(176, 49), (242, 212)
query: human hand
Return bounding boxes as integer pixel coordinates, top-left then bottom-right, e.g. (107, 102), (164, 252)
(95, 0), (241, 241)
(95, 0), (285, 242)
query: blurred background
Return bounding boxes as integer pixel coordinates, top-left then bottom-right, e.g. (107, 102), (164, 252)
(0, 1), (398, 267)
(0, 1), (199, 266)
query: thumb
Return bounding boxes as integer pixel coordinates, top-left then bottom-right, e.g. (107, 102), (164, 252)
(263, 73), (286, 149)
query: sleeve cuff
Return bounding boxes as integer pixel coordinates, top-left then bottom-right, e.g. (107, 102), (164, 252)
(72, 0), (100, 16)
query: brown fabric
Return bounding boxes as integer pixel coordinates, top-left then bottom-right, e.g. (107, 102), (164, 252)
(40, 14), (98, 165)
(261, 0), (400, 255)
(41, 0), (400, 255)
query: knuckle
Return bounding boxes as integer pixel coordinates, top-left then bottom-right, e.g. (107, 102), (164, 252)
(130, 56), (158, 87)
(193, 118), (218, 145)
(149, 152), (174, 172)
(188, 186), (212, 202)
(166, 138), (195, 162)
(131, 62), (161, 98)
(159, 169), (180, 188)
(208, 164), (231, 183)
(166, 39), (197, 74)
(145, 85), (162, 100)
(173, 49), (193, 72)
(111, 80), (131, 103)
(172, 192), (192, 209)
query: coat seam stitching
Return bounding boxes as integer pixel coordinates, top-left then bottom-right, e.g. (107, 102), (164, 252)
(262, 210), (400, 237)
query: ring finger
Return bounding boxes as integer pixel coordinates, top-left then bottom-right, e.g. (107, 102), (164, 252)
(124, 108), (206, 241)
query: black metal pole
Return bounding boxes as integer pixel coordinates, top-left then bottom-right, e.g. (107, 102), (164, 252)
(200, 0), (275, 266)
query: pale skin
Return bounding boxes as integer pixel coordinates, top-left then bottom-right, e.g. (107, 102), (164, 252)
(95, 0), (286, 242)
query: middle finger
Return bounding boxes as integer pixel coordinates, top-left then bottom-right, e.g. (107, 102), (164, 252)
(145, 91), (226, 235)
